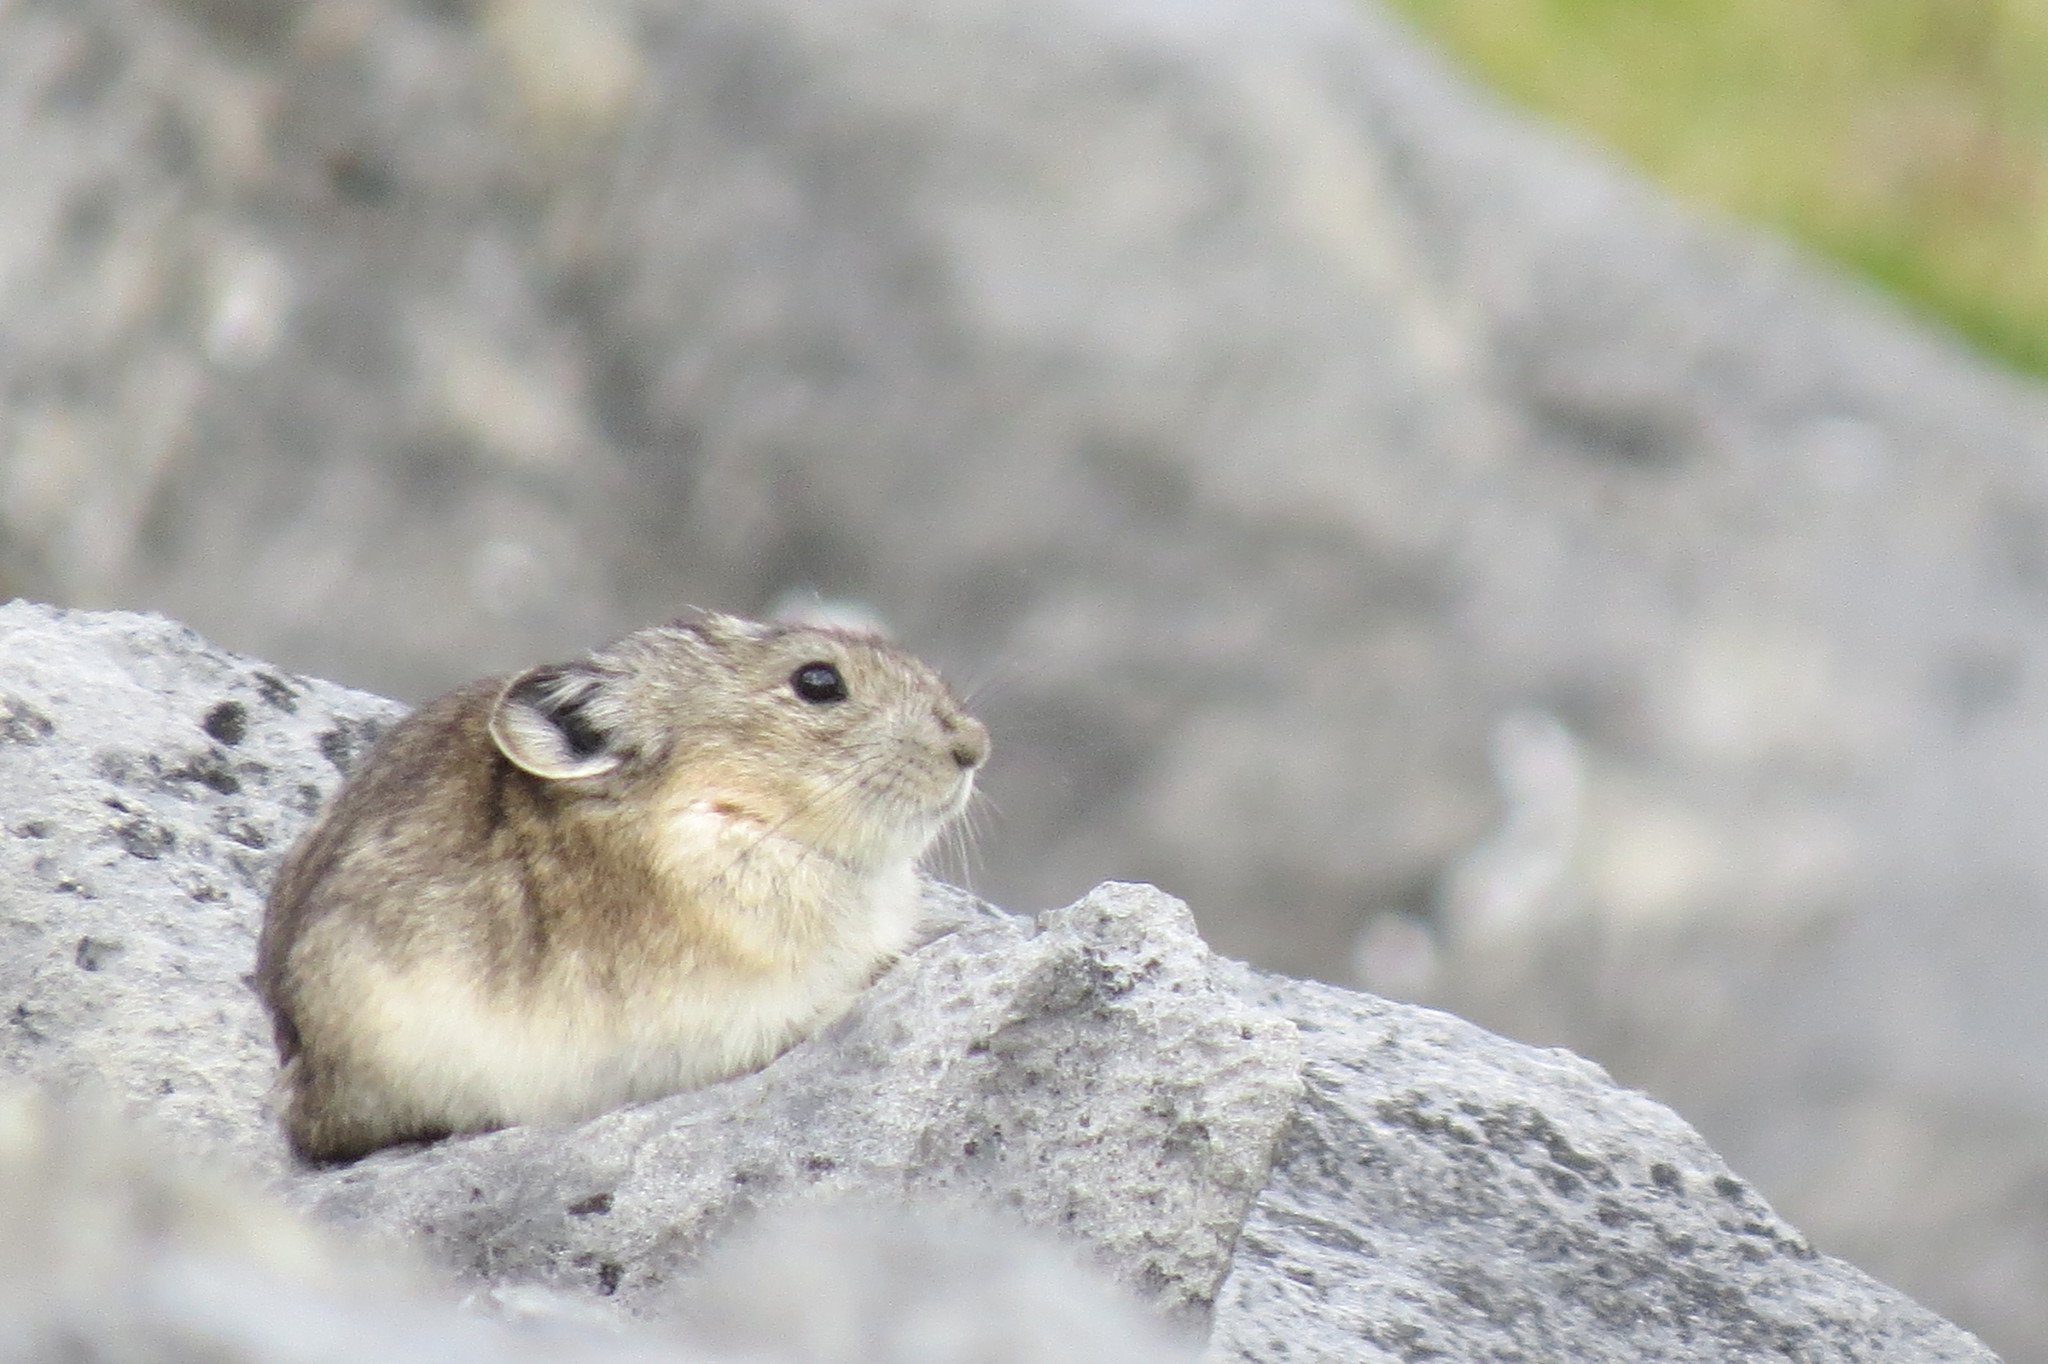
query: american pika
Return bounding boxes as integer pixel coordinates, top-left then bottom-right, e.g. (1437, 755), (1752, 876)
(255, 612), (989, 1163)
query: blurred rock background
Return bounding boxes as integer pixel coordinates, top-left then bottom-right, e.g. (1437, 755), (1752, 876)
(0, 0), (2044, 1357)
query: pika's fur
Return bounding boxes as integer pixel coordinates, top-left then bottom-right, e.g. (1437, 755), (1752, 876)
(255, 612), (988, 1163)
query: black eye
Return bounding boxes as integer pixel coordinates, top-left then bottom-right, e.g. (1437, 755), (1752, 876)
(791, 661), (848, 704)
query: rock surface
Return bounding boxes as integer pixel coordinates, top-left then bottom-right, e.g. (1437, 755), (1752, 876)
(0, 1087), (679, 1364)
(0, 601), (402, 1179)
(1211, 975), (1993, 1363)
(0, 602), (1999, 1361)
(0, 1086), (1196, 1364)
(290, 882), (1303, 1324)
(2, 19), (2045, 1354)
(4, 0), (2047, 1349)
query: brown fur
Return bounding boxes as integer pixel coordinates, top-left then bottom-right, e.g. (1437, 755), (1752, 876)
(257, 614), (986, 1162)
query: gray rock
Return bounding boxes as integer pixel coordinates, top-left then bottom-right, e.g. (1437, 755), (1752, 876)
(4, 2), (2048, 1347)
(668, 1201), (1200, 1364)
(0, 603), (2001, 1361)
(0, 1086), (696, 1364)
(0, 1082), (1196, 1364)
(0, 599), (402, 1177)
(289, 881), (1303, 1325)
(1209, 973), (1995, 1362)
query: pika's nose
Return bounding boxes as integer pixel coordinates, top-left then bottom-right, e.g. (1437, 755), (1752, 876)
(943, 711), (990, 771)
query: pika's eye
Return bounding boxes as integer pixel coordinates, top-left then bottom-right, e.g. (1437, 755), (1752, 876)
(791, 661), (848, 704)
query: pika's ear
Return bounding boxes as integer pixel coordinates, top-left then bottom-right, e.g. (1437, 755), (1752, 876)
(487, 664), (624, 781)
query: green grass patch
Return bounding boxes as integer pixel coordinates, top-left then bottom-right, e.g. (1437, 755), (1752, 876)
(1384, 0), (2048, 376)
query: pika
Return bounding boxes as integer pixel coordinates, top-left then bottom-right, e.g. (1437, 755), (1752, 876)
(255, 612), (988, 1163)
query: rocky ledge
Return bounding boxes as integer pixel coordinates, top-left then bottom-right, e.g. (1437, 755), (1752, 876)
(0, 601), (1996, 1361)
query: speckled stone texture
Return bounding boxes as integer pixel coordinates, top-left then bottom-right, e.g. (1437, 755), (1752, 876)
(0, 1088), (1197, 1364)
(289, 881), (1304, 1322)
(0, 603), (2000, 1361)
(6, 2), (2048, 1349)
(0, 600), (402, 1177)
(1207, 974), (1994, 1362)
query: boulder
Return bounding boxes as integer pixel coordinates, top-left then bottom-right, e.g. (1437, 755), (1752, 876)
(0, 1086), (690, 1364)
(0, 601), (401, 1179)
(0, 601), (1998, 1361)
(4, 0), (2047, 1349)
(288, 882), (1302, 1326)
(0, 1085), (1198, 1364)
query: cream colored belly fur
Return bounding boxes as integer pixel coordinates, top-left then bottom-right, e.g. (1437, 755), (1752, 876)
(326, 859), (923, 1134)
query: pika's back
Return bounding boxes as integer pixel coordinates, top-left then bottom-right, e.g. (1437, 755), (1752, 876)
(257, 612), (988, 1162)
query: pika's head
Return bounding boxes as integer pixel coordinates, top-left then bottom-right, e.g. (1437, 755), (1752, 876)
(486, 612), (988, 873)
